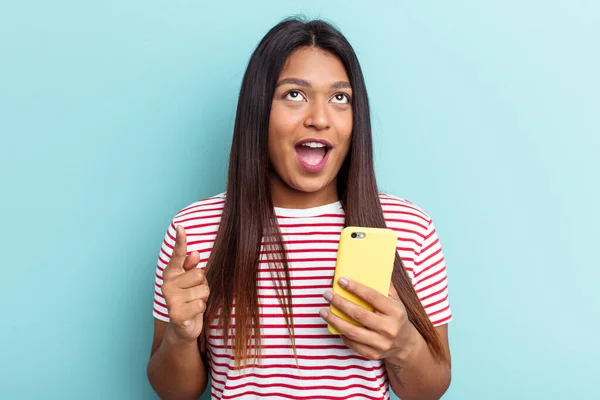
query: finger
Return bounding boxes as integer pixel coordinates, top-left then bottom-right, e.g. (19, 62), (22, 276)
(170, 299), (206, 324)
(341, 336), (381, 361)
(180, 284), (210, 303)
(168, 225), (188, 271)
(175, 267), (207, 289)
(337, 277), (399, 316)
(182, 251), (200, 271)
(319, 308), (380, 345)
(180, 299), (206, 321)
(323, 290), (383, 331)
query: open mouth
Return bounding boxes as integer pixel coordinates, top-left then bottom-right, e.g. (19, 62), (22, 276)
(294, 139), (333, 173)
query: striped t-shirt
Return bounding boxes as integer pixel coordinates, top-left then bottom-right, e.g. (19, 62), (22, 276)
(152, 193), (452, 400)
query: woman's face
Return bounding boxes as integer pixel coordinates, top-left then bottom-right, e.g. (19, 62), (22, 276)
(268, 46), (353, 204)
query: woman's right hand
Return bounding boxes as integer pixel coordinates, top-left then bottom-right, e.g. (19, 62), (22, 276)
(160, 225), (210, 343)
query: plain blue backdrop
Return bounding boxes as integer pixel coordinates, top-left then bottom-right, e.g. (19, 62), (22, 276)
(1, 1), (598, 399)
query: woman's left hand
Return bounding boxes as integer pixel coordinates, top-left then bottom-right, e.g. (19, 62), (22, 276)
(320, 277), (421, 364)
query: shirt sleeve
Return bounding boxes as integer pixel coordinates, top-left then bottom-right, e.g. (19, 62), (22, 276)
(152, 220), (177, 323)
(412, 219), (452, 326)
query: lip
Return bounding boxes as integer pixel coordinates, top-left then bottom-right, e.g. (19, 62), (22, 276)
(295, 138), (334, 149)
(294, 138), (333, 174)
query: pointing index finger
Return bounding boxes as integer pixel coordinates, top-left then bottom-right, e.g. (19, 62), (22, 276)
(169, 225), (188, 269)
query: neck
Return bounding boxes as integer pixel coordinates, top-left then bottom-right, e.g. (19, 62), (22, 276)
(269, 172), (339, 209)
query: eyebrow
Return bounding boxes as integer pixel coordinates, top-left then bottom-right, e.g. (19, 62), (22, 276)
(276, 77), (352, 89)
(331, 81), (352, 89)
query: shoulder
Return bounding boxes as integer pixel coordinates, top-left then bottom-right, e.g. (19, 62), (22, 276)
(378, 193), (434, 247)
(171, 192), (226, 228)
(159, 193), (225, 259)
(378, 193), (432, 225)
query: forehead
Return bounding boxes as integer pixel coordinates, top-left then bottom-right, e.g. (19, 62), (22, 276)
(278, 47), (350, 85)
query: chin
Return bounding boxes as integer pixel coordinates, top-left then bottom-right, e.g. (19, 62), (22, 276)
(290, 178), (330, 194)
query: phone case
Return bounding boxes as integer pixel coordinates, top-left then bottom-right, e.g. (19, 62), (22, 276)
(328, 226), (397, 335)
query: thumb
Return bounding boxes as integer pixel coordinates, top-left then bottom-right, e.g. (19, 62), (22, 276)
(182, 250), (201, 271)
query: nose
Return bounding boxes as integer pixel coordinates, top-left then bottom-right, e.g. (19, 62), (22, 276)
(303, 100), (331, 131)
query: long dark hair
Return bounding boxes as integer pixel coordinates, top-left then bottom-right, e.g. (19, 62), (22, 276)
(204, 17), (448, 367)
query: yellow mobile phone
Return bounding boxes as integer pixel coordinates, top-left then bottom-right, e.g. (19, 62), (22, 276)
(328, 226), (397, 335)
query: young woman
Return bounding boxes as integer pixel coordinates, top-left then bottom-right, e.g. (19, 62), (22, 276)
(147, 18), (452, 400)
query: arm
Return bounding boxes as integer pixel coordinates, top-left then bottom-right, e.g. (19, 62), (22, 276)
(384, 217), (451, 398)
(384, 324), (451, 400)
(147, 319), (209, 400)
(147, 225), (211, 400)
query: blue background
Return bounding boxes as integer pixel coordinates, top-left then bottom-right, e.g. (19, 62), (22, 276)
(1, 1), (598, 399)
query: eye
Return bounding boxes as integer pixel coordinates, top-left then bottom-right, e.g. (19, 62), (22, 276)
(331, 93), (351, 104)
(284, 90), (306, 102)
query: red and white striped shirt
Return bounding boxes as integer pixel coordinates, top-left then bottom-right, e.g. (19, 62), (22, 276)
(153, 193), (452, 400)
